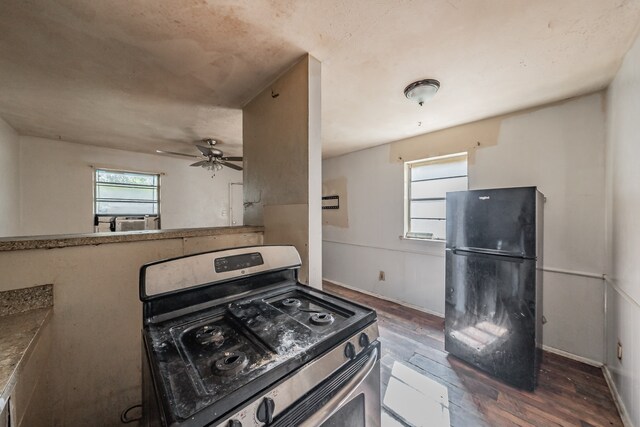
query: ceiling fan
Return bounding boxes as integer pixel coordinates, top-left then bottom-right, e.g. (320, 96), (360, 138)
(156, 139), (243, 172)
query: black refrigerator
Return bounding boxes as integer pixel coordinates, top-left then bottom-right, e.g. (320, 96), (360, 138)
(444, 186), (544, 391)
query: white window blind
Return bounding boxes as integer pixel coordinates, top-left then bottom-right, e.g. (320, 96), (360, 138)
(95, 169), (159, 215)
(406, 153), (468, 240)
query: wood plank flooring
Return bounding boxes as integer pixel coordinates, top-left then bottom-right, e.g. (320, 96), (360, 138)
(322, 281), (623, 427)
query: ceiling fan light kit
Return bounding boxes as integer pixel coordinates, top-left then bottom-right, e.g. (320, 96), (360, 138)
(404, 79), (440, 106)
(155, 138), (243, 177)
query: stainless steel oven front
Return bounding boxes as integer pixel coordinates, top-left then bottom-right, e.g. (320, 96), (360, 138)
(299, 344), (381, 427)
(214, 326), (382, 427)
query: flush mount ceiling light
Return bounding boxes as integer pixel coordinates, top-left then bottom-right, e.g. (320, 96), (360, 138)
(404, 79), (440, 106)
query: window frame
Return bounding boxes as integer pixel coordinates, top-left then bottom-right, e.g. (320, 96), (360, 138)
(93, 167), (161, 218)
(404, 152), (468, 242)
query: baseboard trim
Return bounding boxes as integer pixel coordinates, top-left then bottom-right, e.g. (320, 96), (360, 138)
(602, 365), (634, 427)
(541, 345), (603, 367)
(325, 280), (609, 367)
(322, 278), (444, 318)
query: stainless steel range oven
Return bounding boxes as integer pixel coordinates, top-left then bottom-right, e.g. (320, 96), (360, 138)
(140, 245), (381, 426)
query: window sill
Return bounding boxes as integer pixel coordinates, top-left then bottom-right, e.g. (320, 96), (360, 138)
(399, 236), (446, 243)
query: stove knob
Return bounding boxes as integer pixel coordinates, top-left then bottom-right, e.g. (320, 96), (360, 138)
(228, 420), (242, 427)
(359, 332), (370, 348)
(344, 342), (356, 360)
(256, 397), (275, 423)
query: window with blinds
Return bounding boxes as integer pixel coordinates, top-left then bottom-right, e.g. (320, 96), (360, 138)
(405, 153), (468, 241)
(94, 169), (160, 216)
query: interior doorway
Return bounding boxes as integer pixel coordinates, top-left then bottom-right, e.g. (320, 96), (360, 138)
(229, 183), (243, 226)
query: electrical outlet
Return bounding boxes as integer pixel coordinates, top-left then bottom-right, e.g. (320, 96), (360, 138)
(378, 271), (386, 281)
(221, 209), (227, 217)
(617, 340), (623, 361)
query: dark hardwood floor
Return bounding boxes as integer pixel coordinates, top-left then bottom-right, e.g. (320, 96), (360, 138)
(322, 281), (623, 427)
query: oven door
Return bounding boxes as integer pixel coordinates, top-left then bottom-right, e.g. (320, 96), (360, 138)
(269, 342), (381, 427)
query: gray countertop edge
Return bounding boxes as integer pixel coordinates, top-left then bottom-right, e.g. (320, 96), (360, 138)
(0, 308), (52, 413)
(0, 226), (265, 252)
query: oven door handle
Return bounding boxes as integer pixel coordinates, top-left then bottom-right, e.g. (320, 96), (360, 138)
(299, 346), (378, 427)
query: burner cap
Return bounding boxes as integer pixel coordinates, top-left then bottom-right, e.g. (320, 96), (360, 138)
(310, 312), (334, 325)
(196, 325), (224, 346)
(282, 298), (302, 309)
(214, 351), (248, 375)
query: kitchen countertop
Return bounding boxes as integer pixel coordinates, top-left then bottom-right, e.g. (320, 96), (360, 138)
(0, 307), (52, 412)
(0, 284), (53, 317)
(0, 225), (265, 251)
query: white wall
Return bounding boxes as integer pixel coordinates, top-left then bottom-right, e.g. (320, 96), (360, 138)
(0, 117), (20, 236)
(17, 136), (242, 236)
(604, 29), (640, 427)
(323, 92), (607, 363)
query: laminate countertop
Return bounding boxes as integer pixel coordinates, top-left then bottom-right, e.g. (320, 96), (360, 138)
(0, 285), (53, 413)
(0, 225), (264, 251)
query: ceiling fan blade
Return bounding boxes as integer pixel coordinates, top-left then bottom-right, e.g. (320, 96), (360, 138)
(221, 161), (243, 171)
(221, 156), (243, 162)
(156, 150), (199, 159)
(190, 160), (210, 167)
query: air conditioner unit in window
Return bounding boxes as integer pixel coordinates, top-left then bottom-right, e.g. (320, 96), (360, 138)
(115, 218), (146, 232)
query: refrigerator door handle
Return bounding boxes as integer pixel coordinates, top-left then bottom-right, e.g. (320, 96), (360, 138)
(451, 246), (532, 259)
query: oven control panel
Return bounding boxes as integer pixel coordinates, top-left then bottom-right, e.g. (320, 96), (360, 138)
(214, 252), (264, 273)
(141, 245), (302, 298)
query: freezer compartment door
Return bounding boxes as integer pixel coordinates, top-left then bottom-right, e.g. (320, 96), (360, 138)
(446, 187), (537, 258)
(444, 249), (540, 391)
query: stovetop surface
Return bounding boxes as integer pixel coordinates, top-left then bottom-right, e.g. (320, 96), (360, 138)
(144, 282), (375, 423)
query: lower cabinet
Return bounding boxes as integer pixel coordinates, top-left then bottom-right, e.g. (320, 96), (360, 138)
(4, 319), (52, 427)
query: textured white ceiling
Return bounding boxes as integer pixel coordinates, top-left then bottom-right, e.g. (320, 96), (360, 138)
(0, 0), (639, 158)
